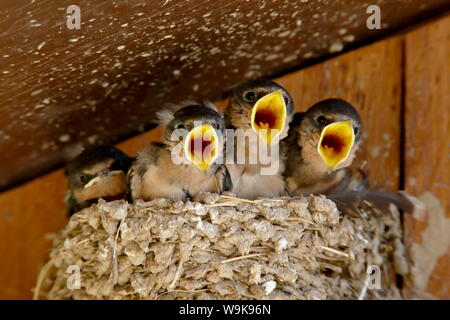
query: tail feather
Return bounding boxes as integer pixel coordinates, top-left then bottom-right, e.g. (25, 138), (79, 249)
(328, 188), (414, 214)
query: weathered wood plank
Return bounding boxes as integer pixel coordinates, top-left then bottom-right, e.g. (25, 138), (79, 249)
(403, 16), (449, 299)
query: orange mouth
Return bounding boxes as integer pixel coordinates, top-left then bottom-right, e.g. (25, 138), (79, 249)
(251, 89), (286, 145)
(189, 136), (213, 159)
(317, 121), (355, 170)
(321, 134), (345, 154)
(184, 124), (219, 171)
(254, 109), (278, 130)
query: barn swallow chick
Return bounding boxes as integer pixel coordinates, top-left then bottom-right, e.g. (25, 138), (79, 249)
(65, 146), (134, 216)
(283, 98), (413, 214)
(224, 79), (294, 199)
(282, 98), (362, 196)
(128, 103), (232, 201)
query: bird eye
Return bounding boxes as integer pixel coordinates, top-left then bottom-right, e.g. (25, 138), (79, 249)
(354, 126), (359, 135)
(243, 91), (257, 102)
(317, 115), (328, 126)
(79, 174), (89, 184)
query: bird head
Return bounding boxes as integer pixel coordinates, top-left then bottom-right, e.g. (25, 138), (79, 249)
(302, 99), (362, 171)
(65, 146), (132, 202)
(164, 104), (225, 172)
(225, 79), (294, 145)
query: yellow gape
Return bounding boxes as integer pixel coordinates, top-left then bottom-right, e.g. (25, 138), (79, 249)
(184, 124), (219, 172)
(251, 89), (287, 145)
(317, 120), (355, 170)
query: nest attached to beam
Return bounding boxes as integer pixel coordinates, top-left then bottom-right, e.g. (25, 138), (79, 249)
(36, 193), (409, 300)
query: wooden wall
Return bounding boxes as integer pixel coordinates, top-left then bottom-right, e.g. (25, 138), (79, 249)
(0, 16), (448, 299)
(403, 17), (449, 299)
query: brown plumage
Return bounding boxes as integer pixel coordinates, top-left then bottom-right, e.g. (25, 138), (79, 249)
(65, 146), (133, 216)
(224, 79), (294, 199)
(128, 103), (232, 201)
(282, 99), (362, 196)
(282, 98), (412, 213)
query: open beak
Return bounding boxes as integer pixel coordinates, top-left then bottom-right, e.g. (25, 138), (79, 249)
(251, 89), (287, 145)
(184, 124), (219, 172)
(317, 121), (355, 171)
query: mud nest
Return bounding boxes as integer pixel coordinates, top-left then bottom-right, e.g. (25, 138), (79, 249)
(36, 193), (409, 300)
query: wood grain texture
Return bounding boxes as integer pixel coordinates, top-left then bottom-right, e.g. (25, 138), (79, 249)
(403, 16), (449, 299)
(0, 170), (66, 299)
(0, 0), (449, 192)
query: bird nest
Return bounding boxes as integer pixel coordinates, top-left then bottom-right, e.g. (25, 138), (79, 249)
(35, 193), (409, 300)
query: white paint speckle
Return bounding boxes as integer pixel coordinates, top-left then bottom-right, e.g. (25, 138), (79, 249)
(278, 31), (291, 38)
(209, 47), (220, 55)
(407, 177), (417, 187)
(37, 41), (46, 50)
(329, 41), (344, 53)
(30, 89), (43, 96)
(343, 35), (355, 42)
(59, 134), (71, 143)
(265, 54), (279, 61)
(282, 55), (297, 63)
(370, 146), (381, 158)
(117, 45), (126, 50)
(338, 28), (348, 35)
